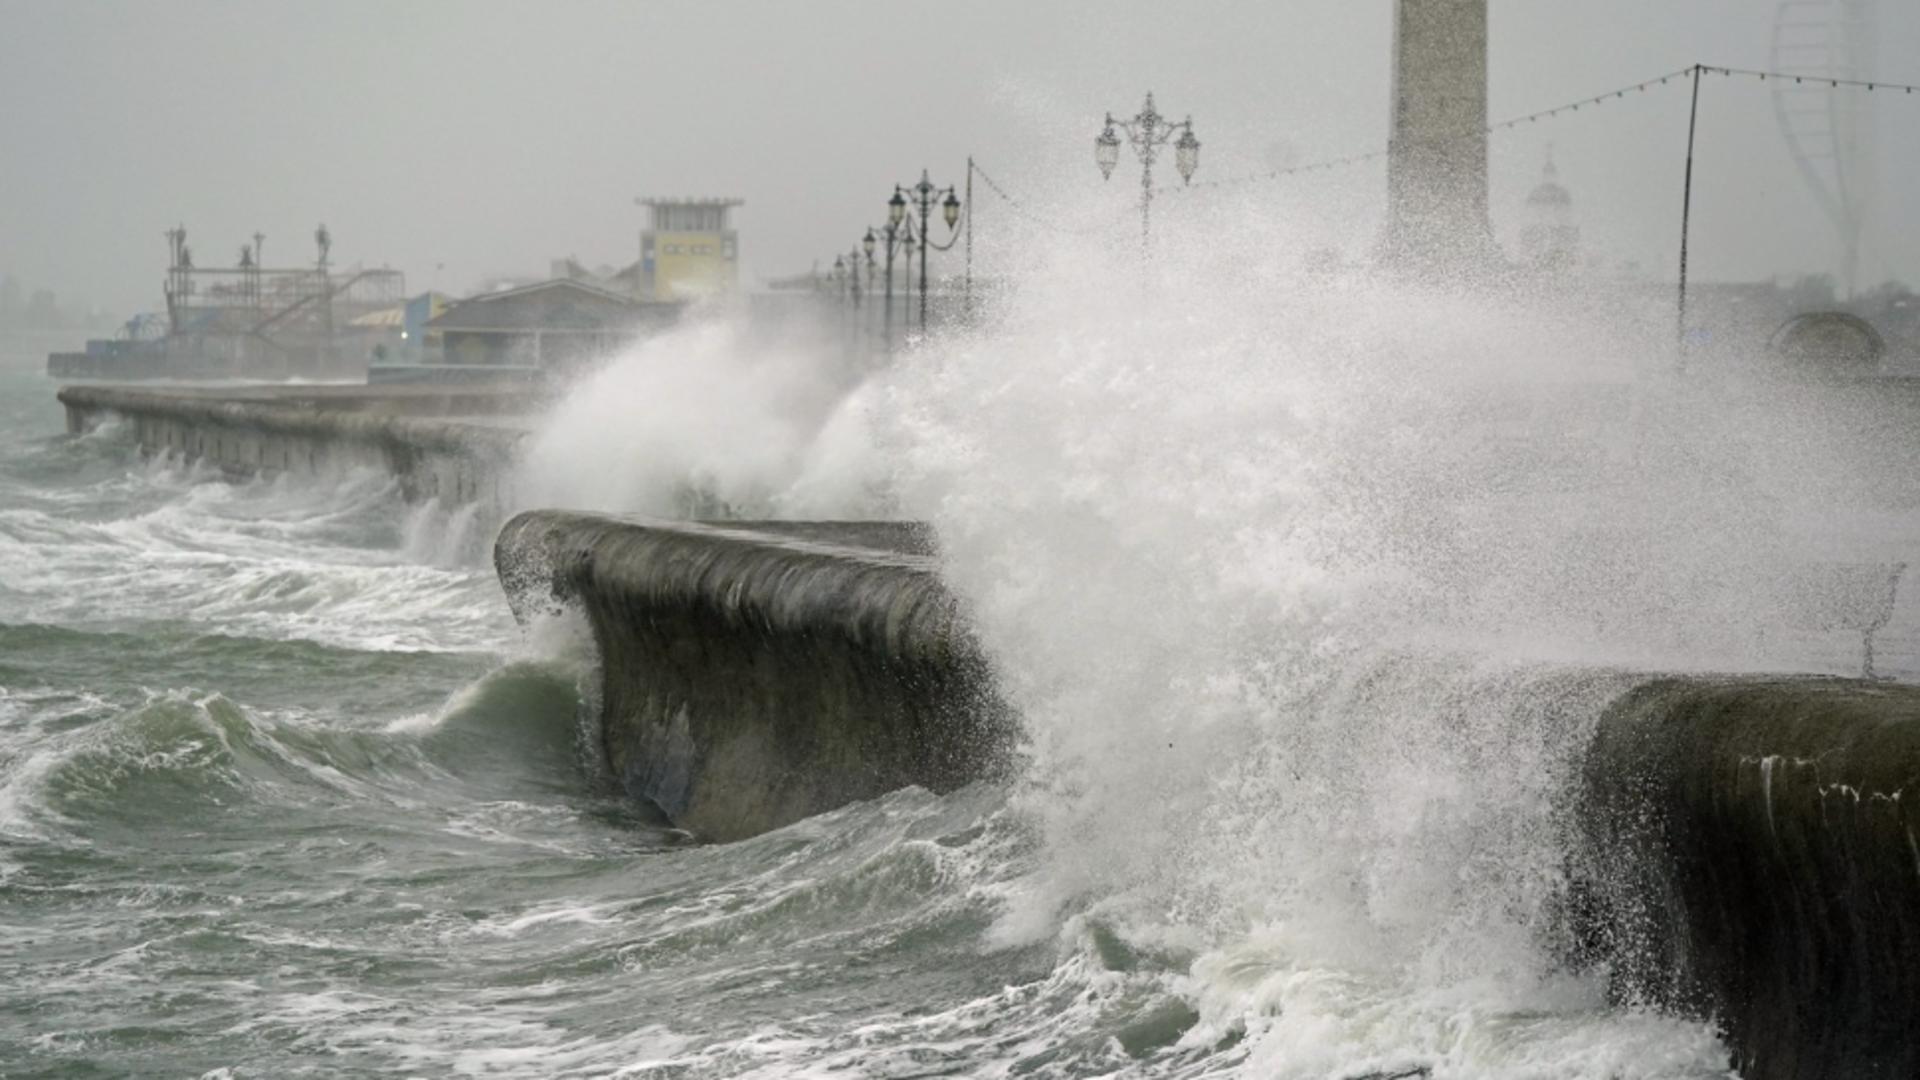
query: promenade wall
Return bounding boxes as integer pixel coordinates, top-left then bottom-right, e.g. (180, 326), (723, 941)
(58, 383), (532, 505)
(494, 511), (1014, 842)
(493, 511), (1920, 1074)
(1580, 676), (1920, 1080)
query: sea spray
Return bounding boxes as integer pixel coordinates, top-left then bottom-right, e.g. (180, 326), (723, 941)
(401, 495), (492, 568)
(0, 428), (508, 651)
(512, 310), (892, 520)
(63, 193), (1892, 1074)
(871, 213), (1889, 1070)
(487, 200), (1896, 1070)
(8, 344), (1027, 1076)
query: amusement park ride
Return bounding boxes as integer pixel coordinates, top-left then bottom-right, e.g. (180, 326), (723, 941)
(50, 223), (405, 380)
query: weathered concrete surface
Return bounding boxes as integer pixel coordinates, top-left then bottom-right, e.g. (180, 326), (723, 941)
(1579, 676), (1920, 1080)
(491, 509), (1920, 1070)
(59, 383), (536, 504)
(494, 511), (1013, 842)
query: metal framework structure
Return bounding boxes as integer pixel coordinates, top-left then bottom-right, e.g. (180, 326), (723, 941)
(1771, 0), (1878, 298)
(161, 224), (405, 357)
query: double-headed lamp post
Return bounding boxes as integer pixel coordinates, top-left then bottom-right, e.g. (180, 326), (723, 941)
(866, 221), (914, 351)
(889, 170), (962, 335)
(1096, 92), (1200, 264)
(842, 245), (865, 310)
(861, 228), (883, 316)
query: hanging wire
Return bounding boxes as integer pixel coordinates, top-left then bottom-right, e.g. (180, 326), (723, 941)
(1485, 65), (1697, 131)
(1700, 63), (1920, 94)
(949, 63), (1917, 234)
(1171, 65), (1701, 196)
(968, 159), (1117, 236)
(1178, 147), (1391, 193)
(924, 213), (964, 253)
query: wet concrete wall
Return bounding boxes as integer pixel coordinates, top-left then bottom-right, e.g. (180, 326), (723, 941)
(491, 509), (1920, 1070)
(493, 511), (1014, 842)
(59, 384), (528, 505)
(1579, 676), (1920, 1080)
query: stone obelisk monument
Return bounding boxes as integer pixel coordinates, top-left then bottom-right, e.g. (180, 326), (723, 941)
(1382, 0), (1499, 274)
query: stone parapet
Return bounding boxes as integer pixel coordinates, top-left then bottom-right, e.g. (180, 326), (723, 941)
(58, 383), (530, 505)
(493, 512), (1014, 841)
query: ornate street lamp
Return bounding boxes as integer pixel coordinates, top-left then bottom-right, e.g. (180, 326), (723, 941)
(1096, 92), (1200, 264)
(845, 244), (865, 310)
(868, 219), (915, 351)
(1096, 125), (1121, 180)
(890, 169), (964, 336)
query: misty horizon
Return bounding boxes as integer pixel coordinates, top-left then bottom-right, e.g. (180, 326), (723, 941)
(5, 0), (1917, 322)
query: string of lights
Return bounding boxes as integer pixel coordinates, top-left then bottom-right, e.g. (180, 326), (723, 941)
(1699, 63), (1920, 94)
(1486, 65), (1696, 131)
(1176, 66), (1698, 195)
(1180, 148), (1390, 192)
(1173, 62), (1917, 198)
(956, 60), (1916, 260)
(968, 159), (1114, 236)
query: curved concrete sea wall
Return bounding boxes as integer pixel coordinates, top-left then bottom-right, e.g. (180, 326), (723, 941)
(494, 511), (1015, 842)
(59, 384), (529, 505)
(1580, 677), (1920, 1080)
(492, 511), (1920, 1071)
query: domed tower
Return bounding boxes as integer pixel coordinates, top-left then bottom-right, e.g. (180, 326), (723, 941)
(1518, 148), (1579, 272)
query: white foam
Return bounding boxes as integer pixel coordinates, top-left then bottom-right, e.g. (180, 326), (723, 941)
(856, 207), (1913, 1069)
(512, 312), (887, 520)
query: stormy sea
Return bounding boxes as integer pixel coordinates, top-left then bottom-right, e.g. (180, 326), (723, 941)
(5, 266), (1915, 1080)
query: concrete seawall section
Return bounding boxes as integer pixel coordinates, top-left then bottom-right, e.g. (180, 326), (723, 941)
(493, 511), (1920, 1071)
(494, 511), (1015, 842)
(1580, 677), (1920, 1080)
(59, 383), (535, 505)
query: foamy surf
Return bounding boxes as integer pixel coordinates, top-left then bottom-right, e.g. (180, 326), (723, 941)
(13, 199), (1910, 1074)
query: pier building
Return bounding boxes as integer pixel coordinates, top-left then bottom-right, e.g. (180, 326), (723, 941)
(425, 278), (679, 375)
(637, 197), (743, 301)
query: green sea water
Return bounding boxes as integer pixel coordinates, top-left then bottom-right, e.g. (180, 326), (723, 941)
(1, 333), (1752, 1079)
(0, 341), (1101, 1079)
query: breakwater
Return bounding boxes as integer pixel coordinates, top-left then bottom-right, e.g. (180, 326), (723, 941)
(1581, 676), (1920, 1080)
(58, 383), (537, 505)
(496, 511), (1920, 1073)
(493, 510), (1014, 842)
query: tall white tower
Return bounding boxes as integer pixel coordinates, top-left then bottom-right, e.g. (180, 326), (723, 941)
(1382, 0), (1499, 274)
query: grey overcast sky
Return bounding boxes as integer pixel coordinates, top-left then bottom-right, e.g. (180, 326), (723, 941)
(4, 0), (1916, 317)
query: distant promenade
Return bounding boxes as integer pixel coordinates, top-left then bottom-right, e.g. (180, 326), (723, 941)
(58, 382), (541, 506)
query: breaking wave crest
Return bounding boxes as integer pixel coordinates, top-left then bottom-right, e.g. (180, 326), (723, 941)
(2, 656), (590, 843)
(0, 422), (509, 651)
(863, 221), (1915, 1072)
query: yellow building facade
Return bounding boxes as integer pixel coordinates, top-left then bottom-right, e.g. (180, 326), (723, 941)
(639, 198), (742, 302)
